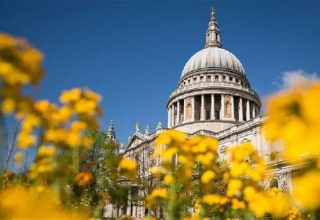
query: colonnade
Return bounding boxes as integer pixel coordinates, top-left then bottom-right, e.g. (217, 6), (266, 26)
(168, 94), (258, 128)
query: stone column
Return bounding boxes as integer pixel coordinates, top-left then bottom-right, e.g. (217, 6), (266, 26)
(201, 95), (205, 120)
(183, 98), (186, 122)
(127, 189), (131, 215)
(132, 205), (136, 218)
(220, 94), (224, 120)
(211, 94), (215, 119)
(252, 104), (256, 118)
(177, 101), (180, 124)
(246, 100), (250, 121)
(231, 96), (235, 121)
(192, 96), (195, 121)
(168, 107), (171, 128)
(171, 105), (174, 127)
(239, 97), (243, 121)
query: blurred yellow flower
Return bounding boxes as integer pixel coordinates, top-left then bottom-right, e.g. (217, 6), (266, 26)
(38, 145), (56, 157)
(162, 147), (178, 163)
(293, 170), (320, 211)
(146, 188), (168, 208)
(59, 88), (81, 103)
(149, 166), (166, 177)
(164, 174), (174, 185)
(17, 132), (36, 149)
(75, 171), (93, 187)
(119, 158), (137, 179)
(265, 82), (320, 161)
(155, 129), (186, 146)
(14, 152), (24, 164)
(1, 98), (15, 114)
(201, 170), (216, 184)
(227, 179), (242, 197)
(119, 157), (137, 171)
(231, 198), (245, 210)
(202, 194), (226, 206)
(0, 187), (86, 219)
(243, 186), (256, 201)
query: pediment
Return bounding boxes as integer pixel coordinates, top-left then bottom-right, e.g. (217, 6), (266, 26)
(125, 133), (146, 150)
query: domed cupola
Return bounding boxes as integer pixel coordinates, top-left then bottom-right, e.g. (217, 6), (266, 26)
(167, 7), (261, 134)
(181, 8), (246, 78)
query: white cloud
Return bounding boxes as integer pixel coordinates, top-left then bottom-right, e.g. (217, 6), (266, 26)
(261, 70), (319, 113)
(275, 69), (318, 91)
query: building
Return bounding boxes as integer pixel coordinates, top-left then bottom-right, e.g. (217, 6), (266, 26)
(105, 7), (296, 219)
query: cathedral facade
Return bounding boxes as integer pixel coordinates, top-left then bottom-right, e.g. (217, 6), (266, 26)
(105, 7), (295, 219)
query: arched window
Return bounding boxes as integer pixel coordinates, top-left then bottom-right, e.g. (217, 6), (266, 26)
(224, 95), (232, 118)
(241, 138), (251, 143)
(186, 103), (192, 120)
(270, 178), (279, 188)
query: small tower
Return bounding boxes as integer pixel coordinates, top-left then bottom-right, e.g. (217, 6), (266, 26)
(205, 6), (222, 48)
(106, 120), (116, 142)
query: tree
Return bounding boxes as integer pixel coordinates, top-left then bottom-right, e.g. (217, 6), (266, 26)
(74, 130), (129, 218)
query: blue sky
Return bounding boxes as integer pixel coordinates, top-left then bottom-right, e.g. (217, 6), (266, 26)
(0, 0), (320, 145)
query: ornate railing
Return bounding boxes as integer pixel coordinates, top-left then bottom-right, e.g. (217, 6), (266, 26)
(170, 81), (258, 98)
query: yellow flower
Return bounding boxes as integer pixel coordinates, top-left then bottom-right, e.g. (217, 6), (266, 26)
(149, 166), (166, 177)
(243, 186), (256, 201)
(84, 89), (101, 102)
(45, 128), (67, 143)
(66, 131), (81, 147)
(228, 143), (256, 162)
(229, 162), (249, 177)
(34, 100), (50, 113)
(264, 84), (320, 161)
(21, 114), (40, 133)
(195, 152), (214, 166)
(293, 170), (320, 211)
(162, 147), (178, 163)
(82, 136), (93, 149)
(301, 83), (320, 123)
(194, 199), (201, 214)
(202, 194), (223, 206)
(201, 170), (216, 184)
(146, 188), (168, 208)
(155, 130), (186, 147)
(164, 174), (174, 185)
(17, 132), (36, 149)
(59, 88), (81, 103)
(38, 145), (56, 157)
(149, 188), (168, 199)
(14, 152), (24, 164)
(0, 33), (16, 48)
(119, 158), (137, 171)
(74, 99), (97, 115)
(70, 120), (87, 131)
(0, 186), (86, 219)
(75, 171), (93, 187)
(2, 98), (15, 114)
(52, 106), (72, 123)
(247, 193), (270, 217)
(227, 179), (242, 197)
(37, 164), (53, 173)
(231, 198), (245, 210)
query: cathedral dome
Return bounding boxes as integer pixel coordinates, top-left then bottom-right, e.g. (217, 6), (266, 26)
(167, 7), (261, 134)
(181, 47), (245, 78)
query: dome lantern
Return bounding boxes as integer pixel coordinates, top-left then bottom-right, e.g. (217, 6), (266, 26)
(205, 6), (222, 48)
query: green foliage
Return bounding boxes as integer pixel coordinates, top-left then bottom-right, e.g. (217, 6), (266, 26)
(72, 130), (128, 218)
